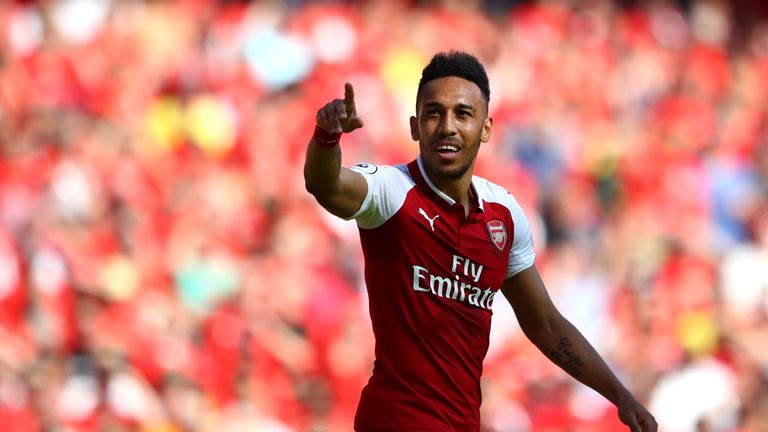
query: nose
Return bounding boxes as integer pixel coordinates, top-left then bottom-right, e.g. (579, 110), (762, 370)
(438, 113), (457, 136)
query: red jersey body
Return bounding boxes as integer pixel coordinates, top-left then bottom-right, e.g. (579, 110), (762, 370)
(347, 158), (535, 431)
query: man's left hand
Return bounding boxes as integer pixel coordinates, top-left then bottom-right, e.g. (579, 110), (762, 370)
(617, 396), (658, 432)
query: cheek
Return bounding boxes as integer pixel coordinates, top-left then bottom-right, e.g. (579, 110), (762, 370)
(420, 118), (437, 131)
(418, 122), (439, 141)
(462, 123), (485, 141)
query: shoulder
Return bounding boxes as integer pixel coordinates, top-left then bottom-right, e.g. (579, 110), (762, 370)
(350, 162), (413, 186)
(472, 175), (522, 210)
(350, 162), (408, 176)
(346, 162), (415, 228)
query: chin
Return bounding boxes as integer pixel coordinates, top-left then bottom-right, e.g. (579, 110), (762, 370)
(438, 167), (467, 180)
(426, 160), (470, 180)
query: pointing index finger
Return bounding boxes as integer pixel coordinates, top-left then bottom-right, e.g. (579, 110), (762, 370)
(344, 82), (355, 104)
(342, 82), (363, 131)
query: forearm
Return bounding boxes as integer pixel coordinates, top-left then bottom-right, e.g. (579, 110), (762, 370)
(303, 83), (368, 219)
(524, 313), (633, 406)
(304, 138), (343, 198)
(504, 261), (655, 429)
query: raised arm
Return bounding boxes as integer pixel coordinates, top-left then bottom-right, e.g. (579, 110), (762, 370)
(501, 266), (657, 432)
(304, 82), (368, 218)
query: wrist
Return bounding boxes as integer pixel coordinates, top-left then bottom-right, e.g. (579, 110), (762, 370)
(612, 388), (637, 407)
(313, 125), (341, 148)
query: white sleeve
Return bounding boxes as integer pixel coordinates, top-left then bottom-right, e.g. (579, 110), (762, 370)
(505, 194), (536, 278)
(346, 163), (411, 229)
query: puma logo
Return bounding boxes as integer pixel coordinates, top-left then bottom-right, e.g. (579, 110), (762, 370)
(418, 208), (440, 232)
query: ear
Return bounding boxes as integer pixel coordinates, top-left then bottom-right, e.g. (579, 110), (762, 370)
(481, 117), (493, 143)
(409, 116), (419, 141)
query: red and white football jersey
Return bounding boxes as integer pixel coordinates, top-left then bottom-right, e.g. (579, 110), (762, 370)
(347, 157), (535, 431)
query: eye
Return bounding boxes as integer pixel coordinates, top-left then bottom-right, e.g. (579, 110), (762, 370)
(457, 110), (472, 118)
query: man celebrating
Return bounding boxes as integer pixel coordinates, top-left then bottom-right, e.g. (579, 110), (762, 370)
(304, 51), (656, 432)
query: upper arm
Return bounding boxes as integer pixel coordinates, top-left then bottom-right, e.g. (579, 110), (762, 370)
(501, 265), (560, 335)
(503, 193), (536, 279)
(313, 167), (369, 219)
(312, 163), (411, 228)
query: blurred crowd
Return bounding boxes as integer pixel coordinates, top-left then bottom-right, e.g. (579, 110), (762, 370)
(1, 0), (767, 431)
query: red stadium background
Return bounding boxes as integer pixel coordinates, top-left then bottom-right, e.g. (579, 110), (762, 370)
(1, 0), (767, 431)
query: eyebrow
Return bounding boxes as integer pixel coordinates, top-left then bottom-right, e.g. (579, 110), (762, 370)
(423, 101), (476, 111)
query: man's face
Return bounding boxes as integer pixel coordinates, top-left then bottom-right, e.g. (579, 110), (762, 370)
(410, 76), (492, 181)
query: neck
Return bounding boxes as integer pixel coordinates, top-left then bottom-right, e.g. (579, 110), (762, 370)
(417, 156), (478, 216)
(430, 174), (473, 210)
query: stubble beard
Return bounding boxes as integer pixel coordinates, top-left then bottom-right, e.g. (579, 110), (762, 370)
(424, 157), (473, 180)
(423, 138), (480, 181)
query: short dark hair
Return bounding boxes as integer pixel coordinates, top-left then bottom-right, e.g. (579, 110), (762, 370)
(416, 51), (490, 109)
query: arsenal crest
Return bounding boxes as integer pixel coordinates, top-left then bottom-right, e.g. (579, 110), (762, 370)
(487, 220), (507, 251)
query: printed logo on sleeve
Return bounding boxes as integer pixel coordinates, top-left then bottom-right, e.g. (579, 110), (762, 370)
(354, 163), (378, 174)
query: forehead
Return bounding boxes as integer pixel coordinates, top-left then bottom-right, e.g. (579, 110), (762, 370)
(418, 76), (484, 108)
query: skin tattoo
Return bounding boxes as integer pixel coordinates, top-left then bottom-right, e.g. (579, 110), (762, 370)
(548, 337), (585, 378)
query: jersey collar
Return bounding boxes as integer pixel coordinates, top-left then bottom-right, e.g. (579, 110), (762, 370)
(413, 155), (484, 212)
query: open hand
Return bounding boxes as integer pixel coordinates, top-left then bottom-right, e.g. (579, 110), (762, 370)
(316, 82), (364, 134)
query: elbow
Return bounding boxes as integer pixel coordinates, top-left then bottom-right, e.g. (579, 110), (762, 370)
(303, 172), (324, 197)
(520, 313), (559, 347)
(304, 179), (334, 206)
(303, 168), (329, 197)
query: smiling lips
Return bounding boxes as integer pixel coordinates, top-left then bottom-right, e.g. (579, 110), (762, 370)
(434, 139), (462, 154)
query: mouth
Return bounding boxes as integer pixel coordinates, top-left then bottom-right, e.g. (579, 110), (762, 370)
(433, 140), (462, 155)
